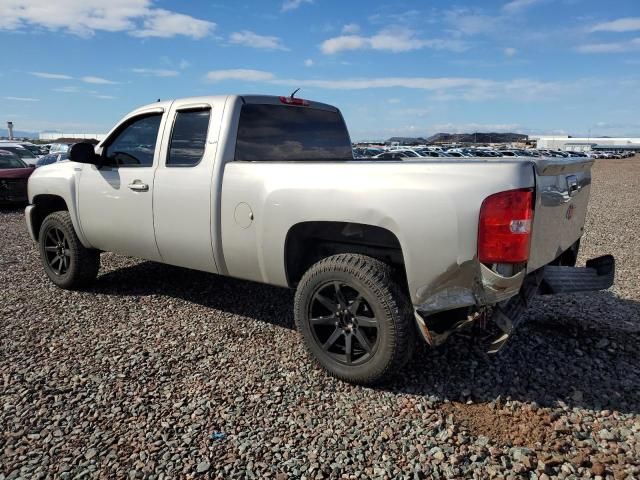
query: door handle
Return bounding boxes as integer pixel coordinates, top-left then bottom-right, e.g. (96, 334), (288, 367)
(128, 181), (149, 192)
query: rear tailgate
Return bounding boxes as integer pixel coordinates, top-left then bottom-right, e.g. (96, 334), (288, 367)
(527, 157), (593, 272)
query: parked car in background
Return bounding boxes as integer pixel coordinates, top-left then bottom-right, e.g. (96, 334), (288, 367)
(0, 149), (33, 204)
(465, 149), (499, 157)
(444, 151), (466, 157)
(0, 141), (46, 157)
(499, 150), (531, 157)
(353, 147), (384, 158)
(565, 151), (588, 158)
(0, 143), (39, 166)
(417, 149), (452, 158)
(35, 152), (69, 168)
(373, 149), (422, 159)
(48, 143), (74, 154)
(20, 143), (47, 157)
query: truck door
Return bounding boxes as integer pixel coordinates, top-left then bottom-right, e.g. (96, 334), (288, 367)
(77, 109), (166, 261)
(152, 99), (221, 273)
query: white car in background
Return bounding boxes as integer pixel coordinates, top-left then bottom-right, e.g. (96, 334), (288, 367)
(373, 148), (424, 159)
(0, 143), (40, 166)
(0, 141), (46, 158)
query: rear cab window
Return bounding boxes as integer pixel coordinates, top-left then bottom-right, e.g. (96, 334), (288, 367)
(235, 104), (352, 161)
(167, 108), (211, 167)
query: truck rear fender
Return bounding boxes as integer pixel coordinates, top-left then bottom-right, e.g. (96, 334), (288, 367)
(284, 221), (407, 288)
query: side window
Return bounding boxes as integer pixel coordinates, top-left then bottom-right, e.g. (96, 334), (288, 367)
(104, 114), (162, 167)
(166, 108), (210, 167)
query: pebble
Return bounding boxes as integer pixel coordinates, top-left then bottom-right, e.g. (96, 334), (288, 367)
(0, 158), (638, 478)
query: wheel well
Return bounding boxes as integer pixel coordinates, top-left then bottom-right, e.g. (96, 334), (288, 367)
(31, 195), (69, 240)
(284, 221), (406, 287)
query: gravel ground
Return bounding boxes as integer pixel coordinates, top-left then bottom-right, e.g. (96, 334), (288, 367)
(1, 157), (639, 479)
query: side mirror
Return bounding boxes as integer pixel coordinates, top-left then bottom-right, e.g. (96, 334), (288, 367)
(69, 143), (100, 165)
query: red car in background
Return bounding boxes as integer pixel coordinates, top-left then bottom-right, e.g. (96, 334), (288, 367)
(0, 149), (34, 204)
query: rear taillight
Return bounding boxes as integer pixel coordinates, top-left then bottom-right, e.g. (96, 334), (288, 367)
(279, 96), (309, 106)
(478, 188), (534, 264)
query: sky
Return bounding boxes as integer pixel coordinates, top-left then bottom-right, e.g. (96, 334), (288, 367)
(1, 0), (639, 140)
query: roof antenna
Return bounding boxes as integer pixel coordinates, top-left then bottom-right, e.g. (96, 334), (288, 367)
(290, 88), (300, 99)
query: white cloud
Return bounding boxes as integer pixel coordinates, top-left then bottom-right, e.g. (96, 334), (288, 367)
(503, 0), (543, 13)
(205, 69), (276, 82)
(81, 76), (119, 84)
(53, 86), (81, 93)
(281, 0), (312, 12)
(132, 68), (179, 77)
(280, 77), (489, 91)
(504, 47), (517, 56)
(304, 59), (314, 67)
(341, 23), (360, 34)
(590, 17), (640, 33)
(320, 28), (467, 54)
(0, 0), (215, 39)
(429, 122), (523, 133)
(229, 30), (289, 50)
(203, 69), (560, 100)
(577, 38), (640, 53)
(132, 9), (214, 39)
(368, 10), (420, 26)
(178, 59), (190, 69)
(321, 35), (369, 54)
(30, 71), (73, 80)
(4, 96), (39, 102)
(443, 9), (497, 35)
(393, 107), (431, 118)
(94, 95), (117, 100)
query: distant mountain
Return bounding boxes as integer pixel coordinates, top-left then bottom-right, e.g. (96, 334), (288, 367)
(0, 128), (38, 139)
(386, 136), (430, 145)
(425, 132), (528, 144)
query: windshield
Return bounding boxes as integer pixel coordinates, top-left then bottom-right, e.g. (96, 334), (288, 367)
(0, 152), (27, 168)
(2, 146), (36, 159)
(36, 153), (61, 167)
(21, 144), (44, 155)
(50, 144), (71, 153)
(235, 104), (352, 161)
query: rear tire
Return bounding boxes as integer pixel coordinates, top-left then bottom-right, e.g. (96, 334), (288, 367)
(294, 254), (414, 385)
(38, 211), (100, 289)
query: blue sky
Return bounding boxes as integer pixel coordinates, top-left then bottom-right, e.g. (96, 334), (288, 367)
(1, 0), (639, 140)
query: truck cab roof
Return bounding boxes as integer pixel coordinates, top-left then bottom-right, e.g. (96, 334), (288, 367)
(131, 94), (339, 116)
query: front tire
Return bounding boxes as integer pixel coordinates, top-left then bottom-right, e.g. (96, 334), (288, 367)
(294, 254), (414, 385)
(38, 211), (100, 289)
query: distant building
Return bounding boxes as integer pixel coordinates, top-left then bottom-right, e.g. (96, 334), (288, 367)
(39, 132), (107, 141)
(532, 135), (640, 152)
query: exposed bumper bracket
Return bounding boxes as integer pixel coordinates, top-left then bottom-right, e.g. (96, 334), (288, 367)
(487, 254), (615, 353)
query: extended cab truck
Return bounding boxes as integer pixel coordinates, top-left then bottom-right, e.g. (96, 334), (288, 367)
(25, 95), (615, 384)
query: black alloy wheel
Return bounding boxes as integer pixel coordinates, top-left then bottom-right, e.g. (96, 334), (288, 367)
(43, 226), (71, 275)
(308, 281), (380, 366)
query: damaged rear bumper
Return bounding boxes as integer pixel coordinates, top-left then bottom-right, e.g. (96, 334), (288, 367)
(414, 254), (615, 352)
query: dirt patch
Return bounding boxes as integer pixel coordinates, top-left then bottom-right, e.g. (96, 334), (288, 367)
(444, 401), (553, 448)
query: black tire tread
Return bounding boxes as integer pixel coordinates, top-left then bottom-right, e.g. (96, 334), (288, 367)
(39, 211), (100, 289)
(294, 253), (414, 384)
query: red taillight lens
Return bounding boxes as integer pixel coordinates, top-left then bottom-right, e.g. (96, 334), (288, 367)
(279, 96), (309, 106)
(478, 188), (534, 264)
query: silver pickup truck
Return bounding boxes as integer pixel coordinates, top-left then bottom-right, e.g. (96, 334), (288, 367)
(25, 94), (614, 384)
